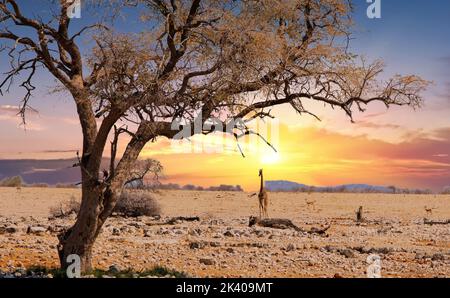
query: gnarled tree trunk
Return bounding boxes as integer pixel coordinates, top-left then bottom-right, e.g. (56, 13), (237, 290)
(57, 126), (148, 273)
(57, 181), (109, 272)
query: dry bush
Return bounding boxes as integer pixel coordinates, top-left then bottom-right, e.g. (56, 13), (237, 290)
(49, 191), (161, 219)
(441, 186), (450, 195)
(28, 183), (49, 188)
(49, 196), (81, 218)
(0, 176), (24, 187)
(55, 183), (79, 189)
(113, 191), (161, 217)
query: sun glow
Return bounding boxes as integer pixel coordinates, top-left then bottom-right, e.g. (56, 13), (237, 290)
(260, 151), (281, 165)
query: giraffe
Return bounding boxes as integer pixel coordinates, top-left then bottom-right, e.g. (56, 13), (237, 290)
(258, 169), (269, 218)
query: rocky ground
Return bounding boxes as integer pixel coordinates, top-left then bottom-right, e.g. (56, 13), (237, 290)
(0, 188), (449, 278)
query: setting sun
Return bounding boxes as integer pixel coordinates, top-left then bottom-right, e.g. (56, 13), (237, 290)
(260, 151), (281, 165)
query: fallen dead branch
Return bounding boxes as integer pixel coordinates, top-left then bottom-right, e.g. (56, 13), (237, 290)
(308, 225), (331, 235)
(165, 216), (200, 225)
(248, 216), (330, 235)
(144, 216), (200, 226)
(423, 218), (450, 225)
(249, 217), (303, 231)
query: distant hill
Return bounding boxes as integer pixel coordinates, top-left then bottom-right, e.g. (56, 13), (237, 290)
(265, 180), (395, 193)
(0, 159), (107, 185)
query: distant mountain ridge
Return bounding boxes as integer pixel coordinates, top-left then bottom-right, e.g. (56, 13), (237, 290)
(0, 159), (108, 185)
(265, 180), (396, 193)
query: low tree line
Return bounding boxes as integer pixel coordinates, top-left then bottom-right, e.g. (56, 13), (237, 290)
(1, 175), (448, 195)
(0, 175), (78, 188)
(442, 187), (450, 195)
(272, 185), (442, 195)
(151, 183), (243, 192)
(0, 175), (243, 192)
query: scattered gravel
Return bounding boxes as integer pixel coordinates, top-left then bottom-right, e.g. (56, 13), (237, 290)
(0, 191), (449, 278)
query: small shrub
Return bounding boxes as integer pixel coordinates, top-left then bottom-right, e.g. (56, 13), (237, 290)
(206, 184), (244, 191)
(25, 265), (187, 278)
(49, 196), (81, 218)
(0, 175), (24, 187)
(182, 184), (196, 191)
(55, 183), (78, 189)
(90, 266), (188, 278)
(441, 186), (450, 195)
(114, 191), (161, 217)
(25, 265), (67, 278)
(143, 266), (189, 278)
(49, 192), (160, 218)
(28, 183), (49, 188)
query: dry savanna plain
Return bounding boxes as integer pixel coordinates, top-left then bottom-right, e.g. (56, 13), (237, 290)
(0, 187), (449, 278)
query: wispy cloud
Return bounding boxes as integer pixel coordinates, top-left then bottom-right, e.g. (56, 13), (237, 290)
(361, 111), (387, 119)
(39, 149), (79, 154)
(22, 168), (58, 175)
(432, 154), (449, 158)
(0, 105), (20, 113)
(0, 104), (44, 131)
(0, 104), (38, 115)
(355, 120), (402, 130)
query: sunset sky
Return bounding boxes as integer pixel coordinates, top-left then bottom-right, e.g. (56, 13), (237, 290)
(1, 1), (450, 191)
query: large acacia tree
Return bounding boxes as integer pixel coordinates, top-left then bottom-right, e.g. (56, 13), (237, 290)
(0, 0), (428, 272)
